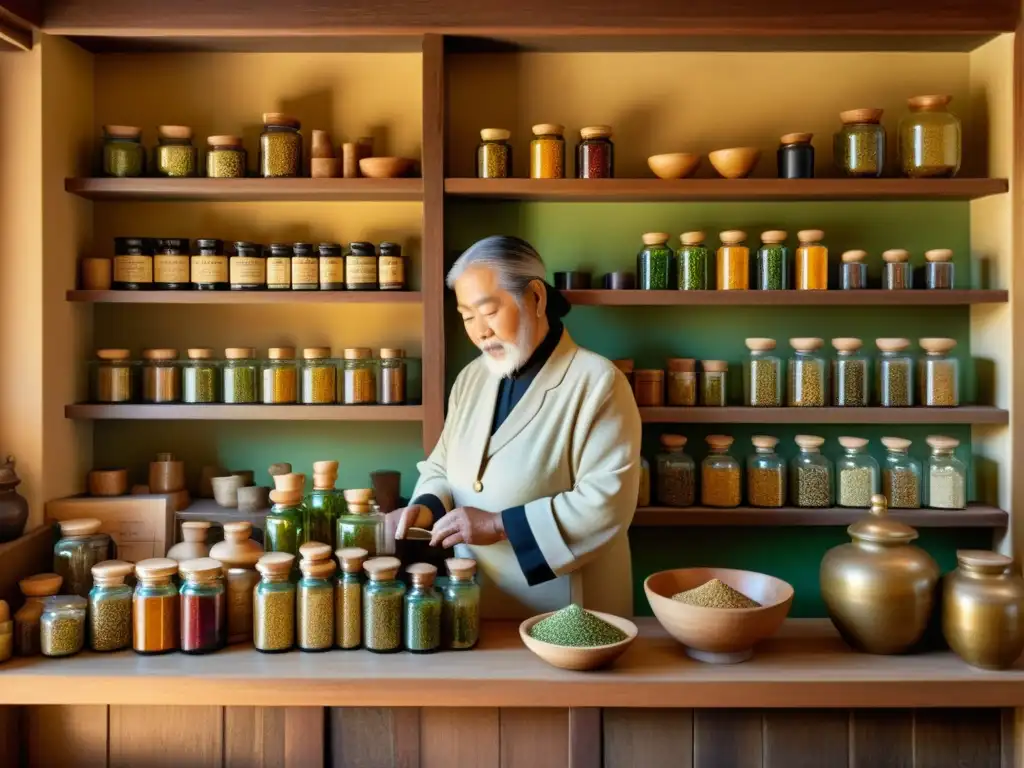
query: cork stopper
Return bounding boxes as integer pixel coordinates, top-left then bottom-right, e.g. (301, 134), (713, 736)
(273, 473), (305, 493)
(881, 436), (912, 452)
(789, 337), (824, 352)
(379, 348), (404, 360)
(91, 560), (134, 586)
(407, 562), (438, 586)
(908, 94), (952, 111)
(745, 338), (776, 352)
(719, 230), (746, 245)
(919, 337), (956, 355)
(680, 231), (705, 246)
(580, 125), (612, 140)
(832, 337), (863, 353)
(701, 360), (727, 373)
(838, 436), (869, 450)
(346, 503), (372, 516)
(706, 435), (734, 450)
(660, 434), (687, 450)
(256, 552), (294, 577)
(532, 123), (564, 136)
(135, 558), (178, 583)
(96, 349), (132, 361)
(60, 518), (102, 537)
(876, 338), (911, 353)
(142, 348), (178, 361)
(179, 557), (222, 581)
(208, 135), (243, 149)
(925, 248), (953, 263)
(19, 573), (62, 597)
(760, 230), (787, 244)
(225, 347), (255, 360)
(926, 435), (960, 452)
(268, 462), (292, 477)
(841, 250), (867, 264)
(795, 434), (825, 451)
(268, 347), (296, 360)
(299, 541), (333, 563)
(613, 359), (634, 374)
(666, 358), (696, 373)
(104, 125), (142, 139)
(364, 556), (401, 581)
(269, 489), (303, 506)
(840, 108), (883, 125)
(313, 460), (338, 475)
(480, 128), (511, 142)
(343, 488), (373, 504)
(780, 132), (813, 145)
(263, 113), (300, 128)
(752, 435), (779, 451)
(158, 125), (193, 140)
(338, 547), (369, 573)
(641, 232), (671, 246)
(303, 346), (332, 360)
(798, 229), (824, 243)
(187, 348), (214, 361)
(882, 249), (909, 264)
(446, 557), (477, 581)
(343, 347), (371, 360)
(181, 521), (211, 542)
(300, 558), (336, 579)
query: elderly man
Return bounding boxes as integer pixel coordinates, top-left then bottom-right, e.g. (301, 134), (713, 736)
(387, 235), (642, 618)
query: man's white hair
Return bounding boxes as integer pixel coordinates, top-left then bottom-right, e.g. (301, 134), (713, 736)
(446, 235), (546, 299)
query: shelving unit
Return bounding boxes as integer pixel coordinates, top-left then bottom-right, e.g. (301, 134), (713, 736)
(65, 177), (424, 202)
(66, 290), (423, 304)
(563, 289), (1009, 306)
(637, 407), (1009, 425)
(64, 405), (425, 421)
(631, 504), (1008, 528)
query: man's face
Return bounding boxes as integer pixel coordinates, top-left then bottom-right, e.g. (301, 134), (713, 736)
(454, 265), (537, 377)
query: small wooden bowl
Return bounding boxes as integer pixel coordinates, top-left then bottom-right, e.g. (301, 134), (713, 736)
(708, 147), (761, 179)
(647, 152), (701, 180)
(88, 469), (128, 497)
(644, 567), (793, 664)
(519, 610), (637, 671)
(359, 157), (414, 179)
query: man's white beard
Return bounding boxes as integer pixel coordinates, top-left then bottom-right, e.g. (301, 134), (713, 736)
(478, 317), (536, 378)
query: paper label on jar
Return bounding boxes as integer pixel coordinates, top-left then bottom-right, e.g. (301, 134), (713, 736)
(320, 256), (344, 285)
(113, 254), (153, 284)
(230, 256), (266, 286)
(266, 257), (290, 287)
(292, 256), (318, 286)
(154, 254), (190, 284)
(346, 255), (377, 286)
(191, 255), (228, 284)
(379, 256), (404, 286)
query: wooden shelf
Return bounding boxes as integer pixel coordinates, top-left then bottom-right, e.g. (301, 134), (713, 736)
(66, 290), (422, 304)
(64, 404), (424, 421)
(444, 178), (1009, 202)
(64, 177), (424, 202)
(565, 289), (1008, 306)
(632, 504), (1007, 528)
(638, 406), (1009, 425)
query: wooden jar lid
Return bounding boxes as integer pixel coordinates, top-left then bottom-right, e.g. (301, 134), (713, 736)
(745, 338), (776, 351)
(580, 125), (613, 139)
(531, 123), (564, 136)
(92, 559), (134, 585)
(832, 337), (863, 353)
(178, 557), (222, 579)
(60, 518), (102, 537)
(304, 346), (332, 359)
(104, 125), (142, 138)
(364, 556), (401, 581)
(480, 128), (511, 141)
(343, 347), (371, 360)
(181, 521), (211, 542)
(225, 347), (255, 360)
(881, 436), (912, 451)
(273, 473), (305, 492)
(641, 232), (670, 246)
(780, 132), (813, 145)
(706, 435), (734, 450)
(719, 230), (746, 245)
(798, 229), (824, 242)
(187, 348), (214, 360)
(143, 348), (179, 361)
(666, 358), (695, 373)
(794, 434), (825, 450)
(158, 125), (193, 140)
(926, 435), (960, 451)
(701, 360), (727, 372)
(338, 547), (369, 572)
(96, 349), (131, 361)
(263, 113), (300, 128)
(925, 248), (953, 262)
(660, 434), (687, 449)
(256, 551), (294, 576)
(135, 557), (179, 580)
(300, 558), (336, 579)
(841, 250), (867, 263)
(751, 435), (779, 450)
(379, 348), (405, 359)
(633, 369), (664, 382)
(839, 108), (883, 124)
(882, 249), (909, 263)
(19, 572), (62, 597)
(760, 230), (787, 244)
(838, 436), (869, 450)
(268, 347), (296, 360)
(919, 337), (956, 355)
(208, 135), (243, 148)
(446, 558), (477, 579)
(299, 541), (332, 562)
(313, 460), (339, 474)
(789, 337), (823, 352)
(875, 337), (910, 352)
(407, 562), (438, 585)
(908, 94), (952, 110)
(680, 231), (705, 246)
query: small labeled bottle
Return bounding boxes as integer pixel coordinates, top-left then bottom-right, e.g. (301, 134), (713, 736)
(54, 518), (113, 597)
(836, 436), (880, 508)
(665, 358), (697, 407)
(791, 435), (833, 507)
(924, 248), (954, 290)
(717, 230), (749, 290)
(337, 489), (382, 555)
(756, 230), (789, 290)
(40, 596), (87, 657)
(92, 349), (135, 403)
(656, 434), (695, 507)
(881, 436), (922, 509)
(102, 125), (144, 177)
(702, 435), (741, 508)
(839, 249), (868, 290)
(530, 123), (565, 179)
(209, 521), (263, 645)
(14, 573), (61, 656)
(747, 436), (786, 508)
(404, 563), (442, 653)
(882, 249), (912, 290)
(363, 556), (405, 653)
(832, 337), (868, 407)
(89, 560), (134, 652)
(113, 237), (153, 290)
(254, 552), (296, 653)
(206, 135), (246, 178)
(777, 132), (814, 178)
(223, 347), (259, 404)
(576, 125), (614, 179)
(154, 125), (198, 177)
(442, 558), (480, 650)
(182, 348), (219, 404)
(342, 347), (376, 404)
(178, 557), (226, 654)
(191, 238), (228, 290)
(701, 360), (728, 406)
(876, 338), (914, 407)
(477, 128), (511, 178)
(142, 348), (181, 403)
(260, 113), (302, 178)
(298, 544), (335, 652)
(744, 338), (782, 407)
(919, 337), (959, 407)
(677, 231), (709, 290)
(379, 242), (405, 290)
(133, 558), (179, 655)
(795, 229), (827, 290)
(319, 243), (345, 290)
(336, 547), (368, 650)
(290, 242), (317, 290)
(153, 238), (192, 290)
(346, 242), (378, 290)
(262, 347), (298, 404)
(301, 347), (337, 404)
(266, 243), (292, 290)
(788, 337), (827, 407)
(637, 232), (674, 290)
(925, 435), (966, 510)
(230, 241), (266, 290)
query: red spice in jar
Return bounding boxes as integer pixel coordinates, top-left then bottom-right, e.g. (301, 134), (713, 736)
(180, 590), (226, 654)
(576, 125), (614, 179)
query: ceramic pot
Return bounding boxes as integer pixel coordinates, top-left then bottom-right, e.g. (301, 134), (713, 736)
(820, 494), (938, 654)
(199, 465), (229, 499)
(166, 521), (211, 561)
(149, 453), (185, 494)
(943, 550), (1024, 670)
(0, 456), (28, 543)
(212, 475), (245, 508)
(237, 486), (269, 512)
(210, 521), (264, 644)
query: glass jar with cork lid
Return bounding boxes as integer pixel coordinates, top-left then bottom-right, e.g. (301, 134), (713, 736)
(834, 108), (885, 177)
(153, 238), (191, 290)
(262, 347), (298, 404)
(297, 543), (335, 652)
(222, 347), (259, 404)
(254, 552), (296, 653)
(88, 560), (134, 652)
(404, 563), (442, 653)
(192, 238), (228, 290)
(747, 436), (786, 508)
(102, 125), (145, 177)
(665, 358), (696, 406)
(92, 349), (135, 403)
(54, 518), (113, 597)
(14, 573), (61, 656)
(301, 347), (337, 404)
(443, 558), (480, 650)
(342, 347), (376, 405)
(882, 249), (912, 290)
(291, 242), (318, 291)
(229, 241), (266, 290)
(576, 125), (614, 179)
(346, 242), (378, 291)
(882, 437), (922, 509)
(209, 521), (263, 645)
(260, 113), (302, 178)
(319, 243), (344, 290)
(477, 128), (512, 178)
(756, 230), (789, 290)
(924, 249), (954, 290)
(637, 232), (674, 290)
(154, 125), (198, 177)
(925, 435), (966, 510)
(899, 95), (961, 178)
(919, 337), (959, 407)
(336, 546), (369, 650)
(795, 229), (828, 290)
(307, 460), (341, 548)
(182, 348), (219, 404)
(702, 435), (741, 508)
(40, 595), (87, 657)
(701, 360), (728, 406)
(656, 435), (695, 507)
(832, 338), (868, 407)
(378, 349), (407, 405)
(363, 556), (405, 653)
(113, 237), (153, 290)
(178, 557), (226, 654)
(530, 123), (565, 179)
(266, 478), (307, 566)
(133, 558), (178, 655)
(678, 231), (709, 290)
(876, 338), (914, 407)
(787, 338), (827, 407)
(633, 369), (664, 407)
(379, 242), (405, 291)
(206, 135), (246, 178)
(744, 338), (782, 407)
(791, 435), (833, 507)
(337, 488), (381, 556)
(836, 437), (879, 508)
(142, 348), (180, 403)
(717, 230), (750, 290)
(839, 250), (868, 290)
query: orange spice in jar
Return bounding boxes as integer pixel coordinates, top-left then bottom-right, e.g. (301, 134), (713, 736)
(133, 558), (179, 655)
(530, 123), (565, 179)
(666, 358), (697, 406)
(795, 229), (828, 290)
(717, 230), (750, 290)
(633, 369), (664, 407)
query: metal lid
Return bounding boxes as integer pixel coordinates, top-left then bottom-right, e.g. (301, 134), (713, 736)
(848, 495), (918, 544)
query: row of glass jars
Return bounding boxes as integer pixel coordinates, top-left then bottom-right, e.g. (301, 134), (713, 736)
(90, 347), (416, 406)
(476, 124), (614, 179)
(653, 433), (967, 510)
(265, 486), (385, 563)
(637, 230), (955, 291)
(102, 115), (307, 179)
(111, 238), (405, 292)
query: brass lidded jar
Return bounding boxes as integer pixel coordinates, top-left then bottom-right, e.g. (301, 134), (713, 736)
(943, 550), (1024, 670)
(820, 494), (939, 654)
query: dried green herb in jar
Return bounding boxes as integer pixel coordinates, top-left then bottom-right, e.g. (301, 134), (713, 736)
(155, 125), (198, 177)
(39, 596), (86, 657)
(795, 465), (831, 506)
(477, 129), (512, 178)
(363, 576), (404, 652)
(206, 135), (246, 178)
(336, 548), (367, 650)
(182, 348), (218, 404)
(678, 232), (709, 290)
(637, 232), (674, 290)
(260, 113), (302, 178)
(701, 361), (728, 406)
(788, 338), (827, 407)
(404, 563), (442, 653)
(254, 552), (296, 653)
(298, 557), (335, 653)
(102, 125), (145, 178)
(223, 348), (258, 404)
(756, 231), (789, 290)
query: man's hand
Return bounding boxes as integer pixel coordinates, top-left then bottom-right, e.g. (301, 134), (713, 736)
(429, 506), (505, 549)
(386, 504), (434, 541)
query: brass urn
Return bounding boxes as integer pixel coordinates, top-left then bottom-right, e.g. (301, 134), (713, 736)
(943, 550), (1024, 670)
(820, 494), (939, 654)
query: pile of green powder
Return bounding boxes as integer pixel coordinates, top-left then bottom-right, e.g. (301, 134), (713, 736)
(529, 604), (627, 647)
(671, 579), (761, 609)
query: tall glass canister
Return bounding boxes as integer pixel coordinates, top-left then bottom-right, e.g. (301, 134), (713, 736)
(795, 229), (828, 290)
(259, 113), (302, 178)
(363, 556), (405, 653)
(336, 547), (368, 649)
(834, 108), (885, 177)
(677, 231), (709, 290)
(925, 435), (967, 510)
(404, 563), (442, 653)
(919, 337), (959, 407)
(54, 518), (113, 598)
(133, 558), (178, 654)
(744, 337), (782, 407)
(656, 434), (695, 507)
(253, 552), (296, 653)
(876, 338), (914, 407)
(637, 232), (674, 290)
(755, 230), (789, 290)
(747, 435), (786, 508)
(297, 545), (335, 652)
(576, 125), (614, 178)
(266, 489), (306, 566)
(717, 230), (749, 290)
(835, 436), (879, 508)
(530, 124), (565, 179)
(882, 436), (922, 509)
(832, 337), (869, 407)
(788, 337), (827, 407)
(307, 460), (342, 549)
(791, 435), (833, 507)
(477, 128), (511, 178)
(88, 560), (134, 652)
(178, 557), (226, 654)
(443, 558), (481, 650)
(702, 435), (741, 508)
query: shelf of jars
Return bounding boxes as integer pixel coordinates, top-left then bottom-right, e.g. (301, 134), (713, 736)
(65, 177), (424, 202)
(631, 504), (1007, 528)
(66, 290), (423, 304)
(637, 407), (1007, 425)
(63, 405), (424, 421)
(563, 289), (1007, 306)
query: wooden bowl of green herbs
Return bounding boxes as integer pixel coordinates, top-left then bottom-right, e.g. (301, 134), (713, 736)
(519, 605), (637, 671)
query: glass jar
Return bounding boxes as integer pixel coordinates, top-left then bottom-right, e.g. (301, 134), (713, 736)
(179, 557), (226, 654)
(266, 242), (292, 290)
(39, 595), (87, 657)
(795, 229), (828, 290)
(702, 435), (740, 508)
(261, 347), (298, 404)
(443, 558), (480, 650)
(15, 573), (61, 656)
(363, 556), (405, 653)
(307, 471), (341, 550)
(744, 337), (782, 407)
(834, 108), (885, 177)
(266, 496), (306, 563)
(404, 563), (442, 653)
(346, 241), (378, 290)
(756, 230), (789, 290)
(230, 241), (266, 290)
(882, 249), (913, 290)
(839, 249), (868, 290)
(791, 435), (833, 507)
(899, 95), (961, 178)
(665, 358), (697, 406)
(576, 125), (614, 179)
(209, 521), (263, 645)
(477, 128), (512, 178)
(656, 434), (695, 507)
(747, 435), (786, 508)
(701, 361), (728, 406)
(92, 349), (135, 403)
(637, 455), (650, 507)
(192, 238), (228, 290)
(299, 347), (336, 404)
(633, 370), (664, 407)
(342, 347), (376, 404)
(637, 232), (674, 290)
(876, 338), (914, 407)
(141, 348), (180, 403)
(717, 230), (749, 290)
(919, 337), (959, 407)
(182, 348), (219, 404)
(777, 132), (814, 178)
(835, 436), (879, 508)
(153, 238), (191, 290)
(337, 496), (382, 555)
(336, 547), (368, 649)
(378, 242), (405, 291)
(154, 125), (198, 177)
(102, 125), (145, 177)
(260, 113), (302, 178)
(832, 337), (868, 407)
(926, 435), (967, 510)
(530, 123), (565, 179)
(677, 231), (709, 290)
(882, 437), (922, 509)
(292, 242), (319, 291)
(223, 347), (259, 403)
(54, 518), (113, 597)
(788, 337), (827, 407)
(206, 135), (246, 178)
(254, 552), (296, 653)
(925, 248), (954, 290)
(298, 554), (335, 652)
(378, 348), (407, 404)
(113, 236), (153, 290)
(319, 242), (345, 290)
(133, 558), (179, 654)
(89, 560), (133, 652)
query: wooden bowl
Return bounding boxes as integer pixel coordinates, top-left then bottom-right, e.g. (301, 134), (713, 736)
(708, 147), (761, 179)
(88, 468), (128, 497)
(647, 152), (701, 180)
(519, 610), (637, 671)
(644, 568), (793, 664)
(359, 157), (414, 179)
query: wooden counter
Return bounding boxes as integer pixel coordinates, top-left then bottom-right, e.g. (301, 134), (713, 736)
(3, 619), (1021, 709)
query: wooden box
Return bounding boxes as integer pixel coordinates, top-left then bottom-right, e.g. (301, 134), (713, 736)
(45, 494), (176, 563)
